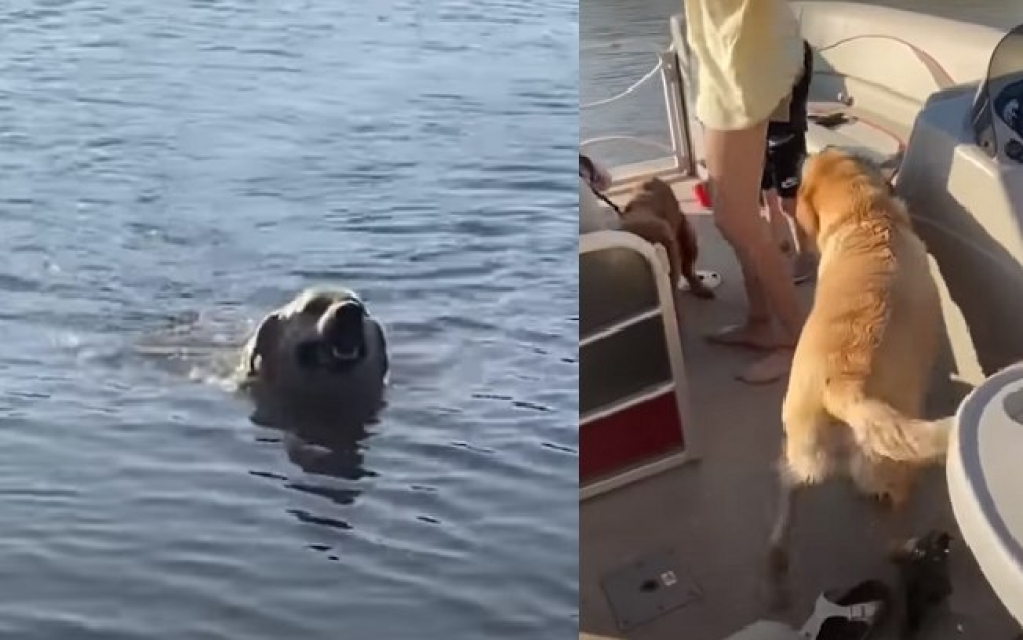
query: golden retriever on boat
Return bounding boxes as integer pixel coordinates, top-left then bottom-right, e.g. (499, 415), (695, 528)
(767, 148), (950, 579)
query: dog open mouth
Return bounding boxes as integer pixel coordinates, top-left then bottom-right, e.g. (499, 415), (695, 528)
(296, 340), (364, 371)
(291, 299), (369, 373)
(329, 345), (360, 361)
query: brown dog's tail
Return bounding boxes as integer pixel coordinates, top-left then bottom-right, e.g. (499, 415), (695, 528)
(824, 387), (952, 463)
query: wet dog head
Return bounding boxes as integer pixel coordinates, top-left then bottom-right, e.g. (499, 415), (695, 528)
(294, 292), (369, 375)
(239, 287), (388, 420)
(795, 147), (907, 253)
(252, 287), (368, 374)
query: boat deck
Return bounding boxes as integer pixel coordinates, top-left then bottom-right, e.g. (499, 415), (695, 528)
(579, 179), (1020, 640)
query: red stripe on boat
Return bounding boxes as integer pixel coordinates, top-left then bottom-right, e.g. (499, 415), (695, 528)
(693, 181), (712, 209)
(580, 390), (685, 483)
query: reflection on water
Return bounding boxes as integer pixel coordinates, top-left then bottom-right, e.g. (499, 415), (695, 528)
(581, 0), (1023, 165)
(0, 0), (578, 638)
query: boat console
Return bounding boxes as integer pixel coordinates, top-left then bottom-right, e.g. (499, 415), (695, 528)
(942, 24), (1023, 627)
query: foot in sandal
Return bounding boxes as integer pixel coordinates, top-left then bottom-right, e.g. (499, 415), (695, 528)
(798, 580), (892, 640)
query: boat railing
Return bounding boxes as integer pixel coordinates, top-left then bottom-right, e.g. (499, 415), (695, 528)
(581, 47), (697, 191)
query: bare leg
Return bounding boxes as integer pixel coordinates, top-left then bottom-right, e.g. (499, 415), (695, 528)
(706, 204), (777, 348)
(703, 121), (805, 382)
(778, 196), (809, 253)
(779, 196), (816, 283)
(707, 255), (777, 349)
(707, 157), (775, 349)
(764, 189), (794, 252)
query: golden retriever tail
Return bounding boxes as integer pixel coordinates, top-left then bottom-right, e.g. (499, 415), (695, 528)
(824, 389), (952, 463)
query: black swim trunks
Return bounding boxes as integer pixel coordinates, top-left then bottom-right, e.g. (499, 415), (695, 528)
(761, 128), (807, 198)
(762, 41), (813, 199)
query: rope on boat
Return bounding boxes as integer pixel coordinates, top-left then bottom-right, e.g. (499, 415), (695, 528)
(581, 58), (663, 110)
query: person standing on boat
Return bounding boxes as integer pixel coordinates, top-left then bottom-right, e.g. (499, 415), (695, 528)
(684, 0), (806, 384)
(761, 39), (816, 285)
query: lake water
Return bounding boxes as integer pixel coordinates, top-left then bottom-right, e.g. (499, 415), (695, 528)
(581, 0), (1023, 165)
(0, 1), (577, 638)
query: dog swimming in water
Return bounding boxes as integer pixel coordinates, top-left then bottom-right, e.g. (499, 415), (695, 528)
(238, 286), (389, 427)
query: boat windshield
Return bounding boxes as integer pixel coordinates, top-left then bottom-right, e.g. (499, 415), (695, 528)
(971, 23), (1023, 163)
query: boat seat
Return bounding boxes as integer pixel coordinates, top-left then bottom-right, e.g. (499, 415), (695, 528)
(579, 230), (696, 500)
(948, 363), (1023, 624)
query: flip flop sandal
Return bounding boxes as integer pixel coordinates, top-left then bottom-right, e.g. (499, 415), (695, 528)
(677, 269), (722, 291)
(797, 579), (892, 640)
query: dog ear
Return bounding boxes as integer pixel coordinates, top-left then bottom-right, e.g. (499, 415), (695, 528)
(246, 312), (283, 378)
(794, 152), (823, 250)
(794, 183), (820, 252)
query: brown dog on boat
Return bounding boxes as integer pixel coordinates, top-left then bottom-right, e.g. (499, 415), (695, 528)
(620, 177), (714, 299)
(767, 148), (950, 581)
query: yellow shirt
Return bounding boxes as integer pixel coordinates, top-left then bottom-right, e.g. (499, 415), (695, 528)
(684, 0), (803, 130)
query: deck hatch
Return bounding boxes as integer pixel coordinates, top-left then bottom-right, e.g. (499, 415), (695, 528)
(601, 549), (703, 631)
